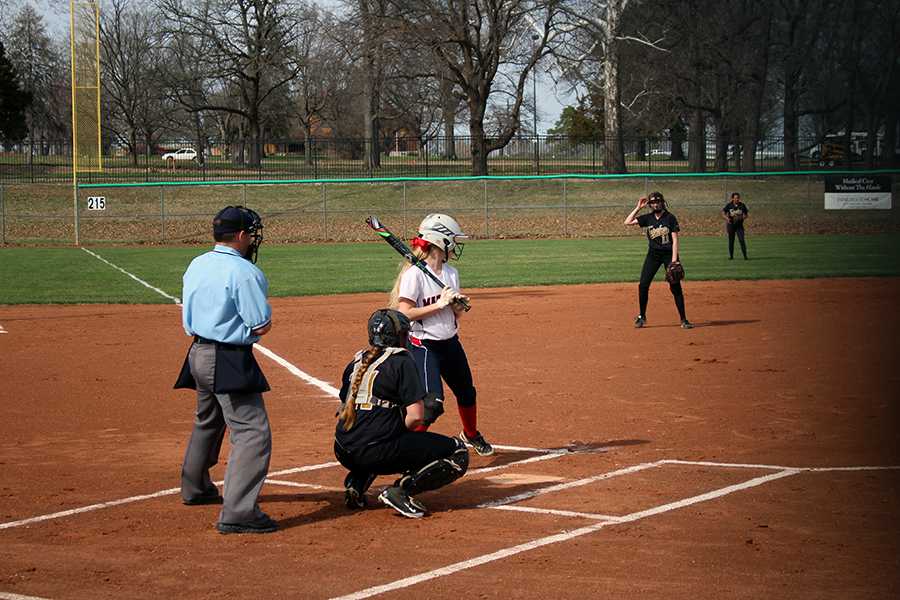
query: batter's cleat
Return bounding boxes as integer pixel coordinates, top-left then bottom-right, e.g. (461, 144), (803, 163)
(459, 430), (494, 456)
(634, 315), (646, 328)
(681, 319), (694, 329)
(378, 486), (426, 518)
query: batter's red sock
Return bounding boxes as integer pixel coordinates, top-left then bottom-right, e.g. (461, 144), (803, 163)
(458, 405), (478, 438)
(413, 424), (429, 432)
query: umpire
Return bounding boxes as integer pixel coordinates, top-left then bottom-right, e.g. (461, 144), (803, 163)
(174, 205), (277, 534)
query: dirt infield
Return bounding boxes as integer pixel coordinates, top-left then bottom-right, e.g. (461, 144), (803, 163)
(1, 278), (899, 599)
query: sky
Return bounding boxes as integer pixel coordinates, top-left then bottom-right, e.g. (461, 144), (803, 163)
(12, 0), (573, 133)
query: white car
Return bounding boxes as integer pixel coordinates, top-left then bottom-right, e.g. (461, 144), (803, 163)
(161, 148), (197, 162)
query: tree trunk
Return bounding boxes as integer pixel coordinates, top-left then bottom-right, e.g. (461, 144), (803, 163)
(603, 41), (626, 174)
(783, 75), (799, 169)
(671, 120), (686, 161)
(304, 125), (313, 166)
(688, 110), (706, 172)
(469, 118), (488, 176)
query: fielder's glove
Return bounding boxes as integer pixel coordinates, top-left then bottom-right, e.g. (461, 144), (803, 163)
(665, 261), (685, 284)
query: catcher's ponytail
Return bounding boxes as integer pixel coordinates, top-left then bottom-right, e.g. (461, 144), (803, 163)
(338, 346), (380, 431)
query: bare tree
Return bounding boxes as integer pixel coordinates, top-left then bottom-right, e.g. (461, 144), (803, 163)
(386, 0), (560, 175)
(100, 0), (170, 165)
(158, 0), (306, 167)
(291, 7), (343, 165)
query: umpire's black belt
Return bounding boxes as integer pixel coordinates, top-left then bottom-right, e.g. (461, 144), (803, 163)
(193, 335), (242, 349)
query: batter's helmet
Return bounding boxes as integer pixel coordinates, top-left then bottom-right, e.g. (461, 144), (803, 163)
(416, 213), (468, 260)
(367, 308), (411, 348)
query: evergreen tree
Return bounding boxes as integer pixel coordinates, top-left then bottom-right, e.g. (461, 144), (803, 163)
(0, 41), (31, 144)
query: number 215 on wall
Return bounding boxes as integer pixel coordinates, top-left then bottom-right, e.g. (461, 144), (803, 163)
(87, 196), (106, 210)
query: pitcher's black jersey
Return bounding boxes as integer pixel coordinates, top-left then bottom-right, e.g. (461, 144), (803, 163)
(637, 211), (680, 250)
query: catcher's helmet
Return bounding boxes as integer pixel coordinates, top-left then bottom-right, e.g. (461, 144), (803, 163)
(367, 308), (411, 348)
(213, 205), (264, 263)
(648, 191), (666, 211)
(416, 213), (468, 260)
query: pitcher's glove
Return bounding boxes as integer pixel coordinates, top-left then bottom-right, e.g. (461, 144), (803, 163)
(422, 393), (444, 426)
(665, 261), (685, 284)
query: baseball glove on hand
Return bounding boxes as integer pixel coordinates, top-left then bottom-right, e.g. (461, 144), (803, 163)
(665, 261), (685, 284)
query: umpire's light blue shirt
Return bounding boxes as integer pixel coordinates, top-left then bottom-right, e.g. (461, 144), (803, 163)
(182, 245), (272, 345)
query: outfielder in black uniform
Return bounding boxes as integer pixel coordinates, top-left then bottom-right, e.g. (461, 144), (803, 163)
(334, 309), (469, 519)
(624, 191), (693, 329)
(723, 192), (749, 260)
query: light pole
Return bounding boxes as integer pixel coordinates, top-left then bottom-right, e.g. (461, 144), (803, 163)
(531, 34), (540, 170)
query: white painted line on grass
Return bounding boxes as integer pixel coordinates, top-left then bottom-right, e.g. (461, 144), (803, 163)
(478, 461), (663, 508)
(0, 592), (53, 600)
(330, 468), (802, 600)
(80, 247), (339, 398)
(80, 247), (181, 303)
(489, 505), (623, 522)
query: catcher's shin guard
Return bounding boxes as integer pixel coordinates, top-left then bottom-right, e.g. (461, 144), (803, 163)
(400, 440), (469, 495)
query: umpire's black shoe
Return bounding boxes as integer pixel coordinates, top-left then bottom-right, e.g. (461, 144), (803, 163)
(459, 430), (494, 456)
(182, 492), (223, 506)
(634, 315), (646, 328)
(216, 514), (278, 535)
(681, 319), (694, 329)
(378, 486), (426, 518)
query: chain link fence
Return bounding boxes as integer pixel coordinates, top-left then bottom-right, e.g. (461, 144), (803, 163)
(1, 173), (897, 246)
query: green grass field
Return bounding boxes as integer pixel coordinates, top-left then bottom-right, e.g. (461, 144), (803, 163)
(1, 234), (897, 304)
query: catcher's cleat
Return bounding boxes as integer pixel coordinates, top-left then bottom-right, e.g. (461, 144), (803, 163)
(634, 315), (646, 328)
(344, 472), (376, 509)
(459, 430), (494, 456)
(378, 486), (426, 518)
(681, 319), (694, 329)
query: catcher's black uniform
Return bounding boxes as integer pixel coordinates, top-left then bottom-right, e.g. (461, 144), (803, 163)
(333, 348), (460, 496)
(636, 211), (688, 323)
(722, 201), (749, 259)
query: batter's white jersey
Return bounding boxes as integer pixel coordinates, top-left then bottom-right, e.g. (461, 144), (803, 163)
(397, 263), (461, 340)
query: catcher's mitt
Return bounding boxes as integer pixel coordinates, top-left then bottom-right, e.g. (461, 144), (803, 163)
(665, 261), (685, 284)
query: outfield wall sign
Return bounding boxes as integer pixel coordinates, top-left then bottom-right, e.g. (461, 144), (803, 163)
(87, 196), (106, 210)
(824, 175), (892, 209)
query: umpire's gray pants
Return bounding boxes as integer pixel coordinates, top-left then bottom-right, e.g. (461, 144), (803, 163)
(181, 343), (272, 525)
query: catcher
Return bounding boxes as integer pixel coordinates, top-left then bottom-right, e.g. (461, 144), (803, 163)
(334, 309), (469, 519)
(624, 191), (693, 329)
(722, 192), (749, 260)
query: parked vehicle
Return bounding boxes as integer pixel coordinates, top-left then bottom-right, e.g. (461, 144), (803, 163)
(161, 148), (197, 163)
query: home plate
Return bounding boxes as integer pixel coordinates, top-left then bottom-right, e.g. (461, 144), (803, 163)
(484, 473), (566, 486)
